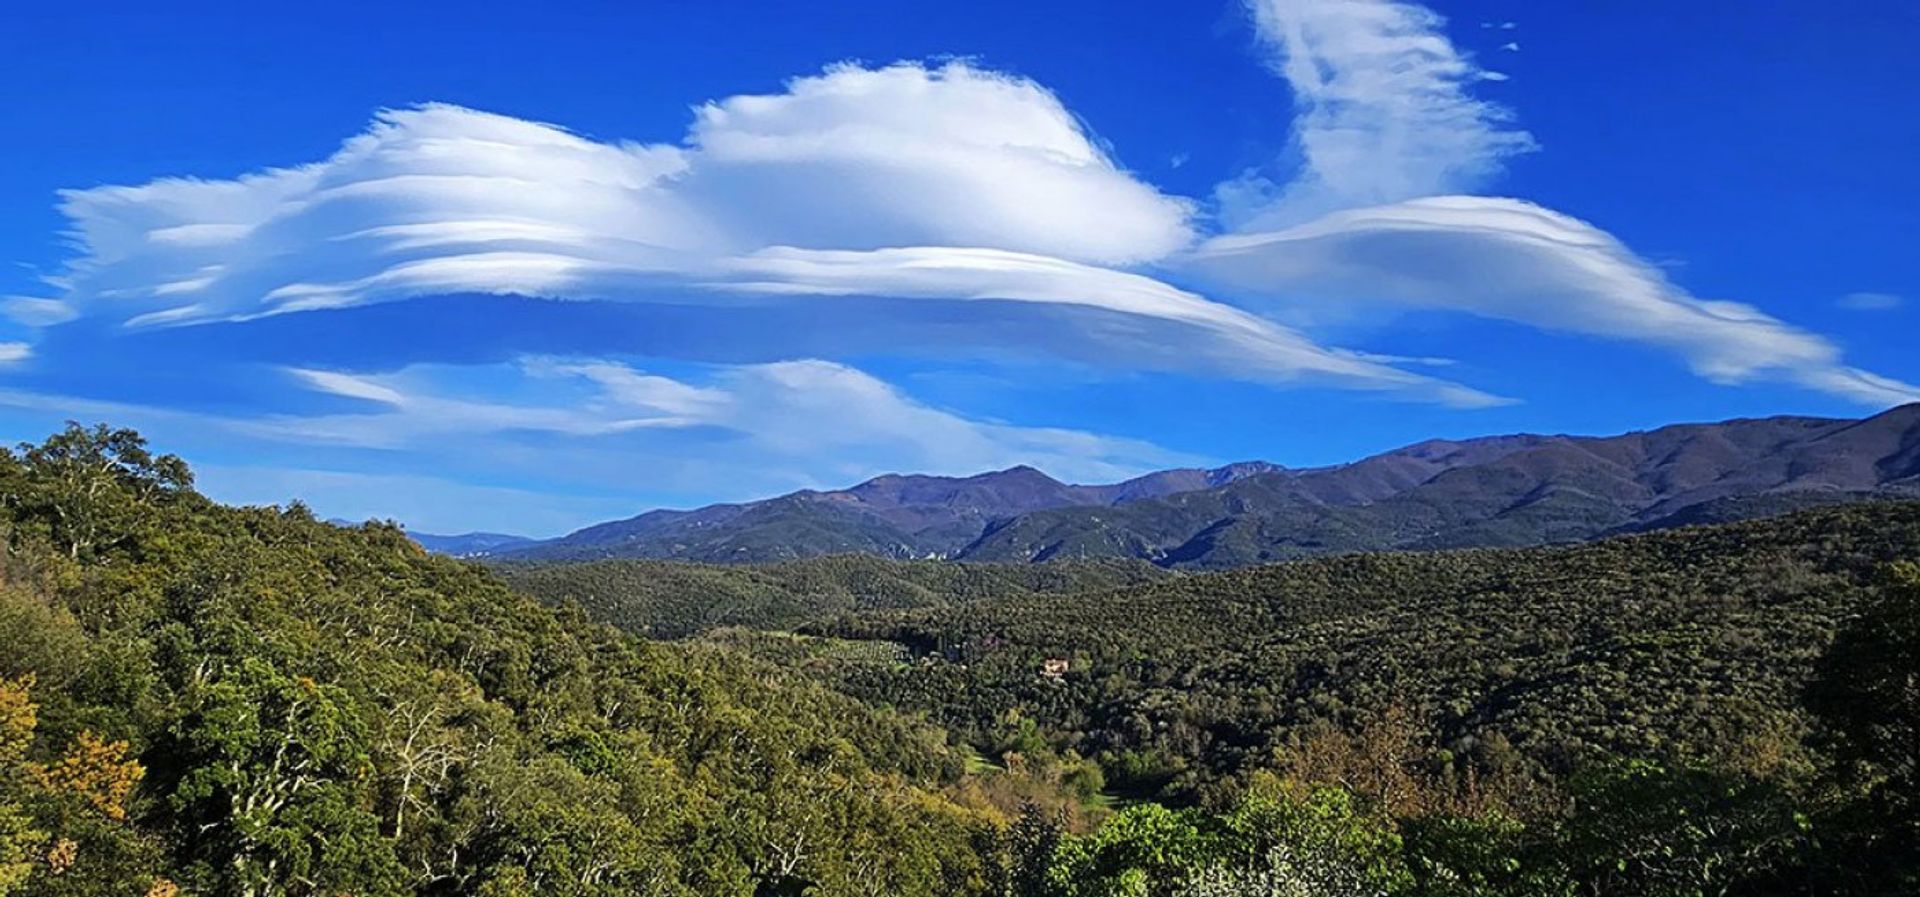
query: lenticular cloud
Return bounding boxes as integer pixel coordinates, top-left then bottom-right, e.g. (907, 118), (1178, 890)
(681, 62), (1197, 264)
(35, 61), (1503, 407)
(1187, 196), (1920, 406)
(1192, 0), (1919, 406)
(49, 63), (1196, 329)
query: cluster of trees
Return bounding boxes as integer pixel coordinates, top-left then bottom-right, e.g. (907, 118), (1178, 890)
(1011, 739), (1915, 897)
(997, 559), (1919, 895)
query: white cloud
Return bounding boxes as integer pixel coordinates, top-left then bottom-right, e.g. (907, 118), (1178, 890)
(0, 352), (1205, 525)
(272, 356), (1201, 485)
(0, 343), (30, 364)
(25, 63), (1496, 406)
(16, 44), (1909, 418)
(1183, 196), (1920, 406)
(3, 297), (78, 326)
(43, 63), (1193, 330)
(1838, 291), (1902, 312)
(699, 359), (1199, 482)
(268, 365), (699, 446)
(711, 245), (1505, 405)
(1218, 0), (1536, 227)
(680, 62), (1195, 264)
(288, 368), (406, 406)
(1197, 0), (1913, 407)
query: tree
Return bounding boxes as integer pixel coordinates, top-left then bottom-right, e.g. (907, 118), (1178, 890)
(1047, 803), (1215, 897)
(1806, 560), (1919, 890)
(1214, 777), (1408, 896)
(169, 659), (404, 897)
(0, 423), (193, 560)
(0, 675), (168, 897)
(0, 676), (44, 897)
(34, 732), (143, 822)
(1401, 813), (1569, 897)
(1004, 803), (1064, 897)
(1554, 760), (1800, 897)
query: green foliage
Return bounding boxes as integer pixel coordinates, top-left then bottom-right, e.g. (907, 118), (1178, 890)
(498, 554), (1170, 639)
(0, 422), (194, 561)
(168, 658), (404, 897)
(1804, 560), (1919, 890)
(1401, 813), (1560, 897)
(801, 504), (1920, 802)
(1554, 760), (1803, 897)
(1040, 780), (1406, 897)
(1215, 777), (1407, 893)
(0, 424), (999, 896)
(1048, 802), (1215, 897)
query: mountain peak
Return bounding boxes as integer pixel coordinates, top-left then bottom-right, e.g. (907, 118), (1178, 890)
(974, 464), (1060, 483)
(1205, 460), (1286, 486)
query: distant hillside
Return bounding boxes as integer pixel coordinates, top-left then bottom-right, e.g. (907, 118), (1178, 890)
(491, 404), (1920, 567)
(499, 461), (1283, 562)
(497, 554), (1173, 638)
(960, 404), (1920, 567)
(405, 529), (536, 556)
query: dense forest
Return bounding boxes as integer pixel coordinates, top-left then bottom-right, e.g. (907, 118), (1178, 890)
(497, 556), (1172, 639)
(1, 424), (1915, 895)
(800, 504), (1920, 798)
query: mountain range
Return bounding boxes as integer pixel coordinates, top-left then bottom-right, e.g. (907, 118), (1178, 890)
(402, 530), (539, 558)
(432, 404), (1920, 568)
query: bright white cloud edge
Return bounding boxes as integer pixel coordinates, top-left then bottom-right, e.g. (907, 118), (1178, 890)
(1182, 196), (1920, 406)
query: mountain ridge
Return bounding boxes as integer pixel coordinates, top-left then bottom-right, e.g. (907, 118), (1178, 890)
(464, 405), (1920, 566)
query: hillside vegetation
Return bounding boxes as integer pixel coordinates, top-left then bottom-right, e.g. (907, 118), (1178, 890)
(808, 502), (1920, 801)
(2, 424), (1914, 896)
(496, 555), (1172, 638)
(0, 425), (1008, 896)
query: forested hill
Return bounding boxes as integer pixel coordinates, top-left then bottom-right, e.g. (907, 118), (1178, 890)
(799, 500), (1920, 802)
(495, 554), (1173, 638)
(481, 404), (1920, 566)
(0, 425), (1014, 896)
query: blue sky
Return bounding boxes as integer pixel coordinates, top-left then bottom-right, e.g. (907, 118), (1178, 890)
(2, 0), (1915, 536)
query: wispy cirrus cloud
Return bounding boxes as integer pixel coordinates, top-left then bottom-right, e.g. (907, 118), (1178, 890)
(1216, 0), (1535, 228)
(281, 357), (1200, 484)
(1837, 291), (1902, 312)
(0, 351), (1203, 533)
